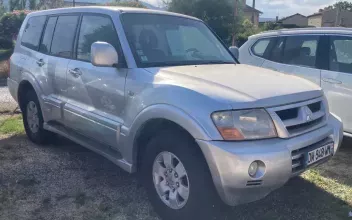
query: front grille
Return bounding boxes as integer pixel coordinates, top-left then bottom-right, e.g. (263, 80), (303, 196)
(267, 98), (327, 138)
(276, 108), (299, 120)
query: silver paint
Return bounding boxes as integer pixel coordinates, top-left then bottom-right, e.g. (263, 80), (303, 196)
(8, 7), (343, 207)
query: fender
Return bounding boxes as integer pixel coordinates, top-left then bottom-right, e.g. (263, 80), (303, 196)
(18, 72), (49, 120)
(20, 71), (45, 100)
(119, 104), (214, 171)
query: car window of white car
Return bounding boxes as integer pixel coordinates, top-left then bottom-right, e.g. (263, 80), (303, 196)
(282, 36), (319, 68)
(252, 38), (271, 57)
(329, 36), (352, 74)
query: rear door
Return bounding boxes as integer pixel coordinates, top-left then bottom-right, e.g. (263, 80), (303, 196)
(64, 14), (127, 148)
(41, 15), (80, 123)
(321, 35), (352, 133)
(262, 35), (322, 85)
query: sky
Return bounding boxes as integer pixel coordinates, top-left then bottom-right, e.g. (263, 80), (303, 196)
(144, 0), (352, 18)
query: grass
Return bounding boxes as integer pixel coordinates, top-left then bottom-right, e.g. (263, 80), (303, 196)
(303, 169), (352, 205)
(0, 114), (24, 134)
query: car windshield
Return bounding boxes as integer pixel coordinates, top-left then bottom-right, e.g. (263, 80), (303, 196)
(121, 13), (236, 68)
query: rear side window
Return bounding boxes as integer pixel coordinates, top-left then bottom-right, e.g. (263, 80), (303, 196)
(21, 16), (46, 51)
(50, 15), (79, 59)
(77, 15), (121, 62)
(268, 37), (284, 62)
(329, 36), (352, 74)
(39, 17), (57, 54)
(252, 38), (271, 57)
(283, 36), (319, 68)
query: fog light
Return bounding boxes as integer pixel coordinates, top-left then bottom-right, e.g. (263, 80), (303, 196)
(248, 161), (258, 177)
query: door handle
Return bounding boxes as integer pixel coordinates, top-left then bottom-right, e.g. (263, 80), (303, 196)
(36, 59), (45, 67)
(322, 77), (342, 84)
(69, 68), (82, 78)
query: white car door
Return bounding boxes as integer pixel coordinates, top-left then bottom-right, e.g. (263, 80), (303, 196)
(321, 35), (352, 133)
(262, 35), (322, 86)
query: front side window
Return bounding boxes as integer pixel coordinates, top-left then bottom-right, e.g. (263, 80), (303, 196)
(283, 36), (319, 68)
(77, 15), (121, 62)
(50, 15), (79, 58)
(329, 36), (352, 73)
(21, 16), (46, 51)
(121, 13), (235, 67)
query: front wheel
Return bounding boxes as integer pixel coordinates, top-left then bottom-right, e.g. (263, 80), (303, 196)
(141, 129), (226, 220)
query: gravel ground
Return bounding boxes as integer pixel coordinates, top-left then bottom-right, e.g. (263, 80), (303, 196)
(0, 130), (351, 220)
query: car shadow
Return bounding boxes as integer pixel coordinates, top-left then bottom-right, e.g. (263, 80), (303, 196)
(0, 134), (351, 220)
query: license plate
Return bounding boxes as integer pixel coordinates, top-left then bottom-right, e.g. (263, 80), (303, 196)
(306, 143), (334, 166)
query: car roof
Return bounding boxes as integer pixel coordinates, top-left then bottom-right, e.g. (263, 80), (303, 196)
(26, 6), (200, 21)
(249, 27), (352, 39)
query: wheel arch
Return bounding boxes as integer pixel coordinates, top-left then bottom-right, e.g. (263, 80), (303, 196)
(18, 80), (36, 112)
(128, 104), (212, 172)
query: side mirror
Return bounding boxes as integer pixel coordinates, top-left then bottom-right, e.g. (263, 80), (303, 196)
(229, 46), (239, 60)
(91, 41), (118, 67)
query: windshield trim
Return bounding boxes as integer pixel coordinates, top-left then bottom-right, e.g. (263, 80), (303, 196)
(119, 12), (238, 68)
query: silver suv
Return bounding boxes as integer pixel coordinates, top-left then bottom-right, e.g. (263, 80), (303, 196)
(8, 7), (343, 220)
(239, 28), (352, 136)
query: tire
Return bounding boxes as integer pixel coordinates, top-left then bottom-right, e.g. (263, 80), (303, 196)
(141, 129), (227, 220)
(22, 89), (54, 144)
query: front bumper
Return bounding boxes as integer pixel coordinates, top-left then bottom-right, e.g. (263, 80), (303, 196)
(197, 113), (343, 206)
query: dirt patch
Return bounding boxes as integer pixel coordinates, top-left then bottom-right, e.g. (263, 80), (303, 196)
(0, 60), (9, 78)
(0, 133), (351, 220)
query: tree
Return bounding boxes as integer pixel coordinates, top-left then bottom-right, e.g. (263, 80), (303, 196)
(0, 0), (6, 17)
(104, 0), (146, 8)
(29, 0), (37, 10)
(334, 1), (352, 11)
(319, 1), (352, 12)
(166, 0), (239, 45)
(37, 0), (63, 10)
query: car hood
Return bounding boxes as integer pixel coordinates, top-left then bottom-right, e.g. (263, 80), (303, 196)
(144, 64), (323, 109)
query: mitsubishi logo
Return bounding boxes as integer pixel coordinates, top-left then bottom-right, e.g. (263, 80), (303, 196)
(303, 106), (313, 122)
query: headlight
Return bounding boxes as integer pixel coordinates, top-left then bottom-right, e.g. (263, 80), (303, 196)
(211, 109), (277, 140)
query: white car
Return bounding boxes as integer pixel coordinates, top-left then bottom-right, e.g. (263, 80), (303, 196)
(239, 27), (352, 136)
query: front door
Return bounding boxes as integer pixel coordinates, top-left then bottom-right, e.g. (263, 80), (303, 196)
(321, 35), (352, 133)
(64, 14), (127, 148)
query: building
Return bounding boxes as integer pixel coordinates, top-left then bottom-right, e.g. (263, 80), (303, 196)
(243, 4), (262, 26)
(307, 13), (322, 27)
(308, 8), (352, 27)
(278, 13), (308, 27)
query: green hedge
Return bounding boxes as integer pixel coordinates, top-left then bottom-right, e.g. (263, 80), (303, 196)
(0, 10), (29, 47)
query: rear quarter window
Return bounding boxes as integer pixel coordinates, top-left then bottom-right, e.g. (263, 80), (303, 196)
(251, 38), (272, 58)
(21, 16), (46, 51)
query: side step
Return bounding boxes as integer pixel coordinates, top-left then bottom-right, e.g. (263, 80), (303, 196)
(44, 122), (133, 173)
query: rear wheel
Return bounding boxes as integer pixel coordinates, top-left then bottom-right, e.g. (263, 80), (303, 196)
(141, 129), (226, 220)
(22, 90), (54, 144)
